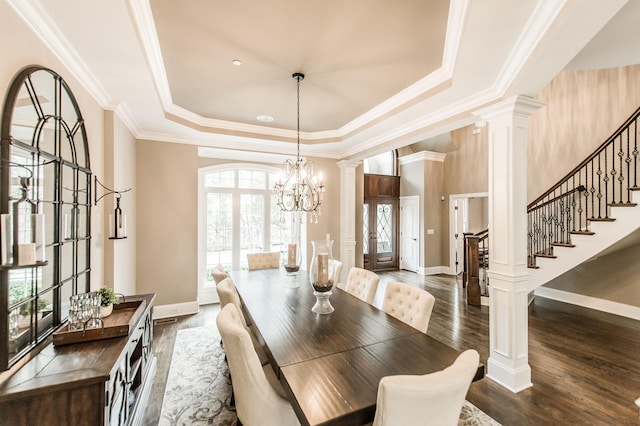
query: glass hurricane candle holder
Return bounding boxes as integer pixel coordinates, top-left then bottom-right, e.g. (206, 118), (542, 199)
(309, 239), (335, 314)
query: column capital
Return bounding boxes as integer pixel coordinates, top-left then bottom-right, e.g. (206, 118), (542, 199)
(473, 95), (545, 121)
(336, 159), (361, 169)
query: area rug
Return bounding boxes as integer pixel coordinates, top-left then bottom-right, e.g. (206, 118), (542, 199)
(159, 326), (501, 426)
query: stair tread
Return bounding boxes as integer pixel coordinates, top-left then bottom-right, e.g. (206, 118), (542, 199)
(550, 242), (575, 247)
(609, 202), (637, 207)
(588, 217), (616, 222)
(534, 252), (557, 259)
(528, 264), (540, 269)
(570, 230), (595, 235)
(629, 186), (640, 191)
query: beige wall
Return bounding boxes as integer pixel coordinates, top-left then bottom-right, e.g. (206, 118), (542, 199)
(423, 160), (445, 268)
(400, 160), (425, 264)
(528, 65), (640, 202)
(108, 112), (137, 296)
(136, 140), (199, 306)
(0, 2), (106, 289)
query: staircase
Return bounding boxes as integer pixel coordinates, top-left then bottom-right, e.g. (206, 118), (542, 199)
(527, 106), (640, 291)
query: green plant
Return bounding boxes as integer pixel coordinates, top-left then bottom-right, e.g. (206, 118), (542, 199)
(97, 287), (118, 307)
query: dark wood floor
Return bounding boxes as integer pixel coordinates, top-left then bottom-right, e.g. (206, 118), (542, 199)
(143, 271), (640, 425)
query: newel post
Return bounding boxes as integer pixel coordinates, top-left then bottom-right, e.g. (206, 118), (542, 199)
(474, 95), (544, 393)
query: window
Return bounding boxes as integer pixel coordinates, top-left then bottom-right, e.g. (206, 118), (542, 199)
(363, 150), (397, 175)
(199, 165), (301, 298)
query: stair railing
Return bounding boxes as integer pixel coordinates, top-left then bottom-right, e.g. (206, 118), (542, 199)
(527, 106), (640, 267)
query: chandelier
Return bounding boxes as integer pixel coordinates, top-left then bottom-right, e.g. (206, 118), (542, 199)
(273, 72), (325, 223)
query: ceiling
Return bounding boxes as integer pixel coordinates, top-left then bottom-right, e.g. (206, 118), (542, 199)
(9, 0), (639, 160)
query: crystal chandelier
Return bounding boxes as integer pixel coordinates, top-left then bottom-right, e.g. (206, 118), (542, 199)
(273, 73), (325, 223)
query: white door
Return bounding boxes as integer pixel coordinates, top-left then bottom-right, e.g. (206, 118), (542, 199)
(399, 196), (419, 272)
(454, 198), (467, 275)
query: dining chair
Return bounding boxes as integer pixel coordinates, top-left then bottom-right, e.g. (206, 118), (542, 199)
(331, 259), (344, 289)
(381, 281), (435, 333)
(216, 304), (300, 426)
(344, 267), (380, 304)
(212, 264), (229, 284)
(246, 252), (280, 270)
(216, 278), (268, 365)
(372, 349), (480, 426)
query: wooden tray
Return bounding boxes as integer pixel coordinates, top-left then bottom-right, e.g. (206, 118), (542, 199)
(52, 299), (147, 346)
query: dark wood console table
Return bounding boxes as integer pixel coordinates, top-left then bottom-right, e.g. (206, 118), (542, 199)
(0, 293), (156, 426)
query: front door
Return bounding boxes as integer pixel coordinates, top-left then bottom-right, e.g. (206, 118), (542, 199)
(364, 198), (398, 271)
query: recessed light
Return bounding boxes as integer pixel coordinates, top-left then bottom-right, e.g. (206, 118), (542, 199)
(232, 59), (242, 66)
(257, 115), (274, 123)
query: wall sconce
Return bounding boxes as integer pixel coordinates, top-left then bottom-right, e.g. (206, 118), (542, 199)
(0, 163), (47, 268)
(94, 177), (131, 240)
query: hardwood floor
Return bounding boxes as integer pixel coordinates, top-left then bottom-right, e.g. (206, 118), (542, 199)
(143, 271), (640, 425)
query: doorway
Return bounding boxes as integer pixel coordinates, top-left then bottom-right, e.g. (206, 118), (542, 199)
(449, 193), (488, 275)
(363, 174), (400, 272)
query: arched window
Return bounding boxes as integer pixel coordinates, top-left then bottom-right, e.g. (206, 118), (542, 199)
(198, 164), (304, 302)
(363, 150), (397, 175)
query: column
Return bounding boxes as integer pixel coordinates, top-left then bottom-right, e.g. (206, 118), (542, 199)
(337, 160), (360, 283)
(473, 95), (544, 393)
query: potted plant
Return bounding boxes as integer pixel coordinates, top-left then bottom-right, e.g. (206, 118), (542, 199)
(97, 287), (118, 318)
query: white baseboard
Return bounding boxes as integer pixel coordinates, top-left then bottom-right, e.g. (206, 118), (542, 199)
(417, 266), (454, 276)
(534, 287), (640, 321)
(153, 300), (200, 320)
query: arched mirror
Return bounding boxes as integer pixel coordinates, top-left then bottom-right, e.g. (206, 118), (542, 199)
(0, 66), (91, 370)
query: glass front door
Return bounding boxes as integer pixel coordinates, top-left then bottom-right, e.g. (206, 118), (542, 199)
(363, 198), (398, 271)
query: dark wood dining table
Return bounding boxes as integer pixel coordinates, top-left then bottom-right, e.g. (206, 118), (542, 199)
(229, 268), (484, 426)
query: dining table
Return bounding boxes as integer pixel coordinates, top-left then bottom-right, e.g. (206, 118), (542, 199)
(229, 268), (484, 426)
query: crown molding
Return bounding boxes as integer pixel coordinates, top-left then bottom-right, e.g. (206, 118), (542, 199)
(399, 151), (446, 165)
(8, 0), (112, 107)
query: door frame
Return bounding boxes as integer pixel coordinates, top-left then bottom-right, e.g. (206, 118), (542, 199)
(448, 192), (488, 275)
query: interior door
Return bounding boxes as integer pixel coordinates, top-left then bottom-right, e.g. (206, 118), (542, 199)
(399, 196), (419, 272)
(364, 198), (398, 271)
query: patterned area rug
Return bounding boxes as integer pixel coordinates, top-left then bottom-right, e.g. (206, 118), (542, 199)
(159, 326), (501, 426)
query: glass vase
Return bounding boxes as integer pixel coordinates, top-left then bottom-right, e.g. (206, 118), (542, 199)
(309, 239), (335, 314)
(283, 229), (301, 288)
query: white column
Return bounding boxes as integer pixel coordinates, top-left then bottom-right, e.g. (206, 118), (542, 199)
(474, 95), (544, 393)
(337, 160), (360, 283)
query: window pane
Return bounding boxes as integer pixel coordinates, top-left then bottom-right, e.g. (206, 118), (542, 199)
(270, 194), (291, 255)
(240, 194), (264, 268)
(205, 170), (234, 188)
(238, 170), (266, 189)
(377, 203), (393, 254)
(206, 192), (233, 287)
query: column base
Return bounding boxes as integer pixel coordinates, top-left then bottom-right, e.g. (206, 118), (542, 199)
(486, 356), (533, 393)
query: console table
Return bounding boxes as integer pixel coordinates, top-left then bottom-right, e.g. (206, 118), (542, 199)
(0, 293), (156, 426)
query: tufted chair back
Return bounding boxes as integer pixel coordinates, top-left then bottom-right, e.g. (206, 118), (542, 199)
(382, 281), (435, 333)
(344, 267), (380, 304)
(331, 260), (344, 289)
(216, 278), (246, 327)
(372, 349), (479, 426)
(216, 304), (300, 426)
(212, 264), (229, 284)
(246, 252), (280, 270)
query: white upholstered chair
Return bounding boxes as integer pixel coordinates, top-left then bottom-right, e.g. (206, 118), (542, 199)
(381, 281), (435, 333)
(216, 278), (268, 365)
(211, 264), (229, 284)
(246, 252), (280, 270)
(344, 267), (380, 304)
(331, 259), (344, 289)
(216, 304), (300, 426)
(372, 349), (479, 426)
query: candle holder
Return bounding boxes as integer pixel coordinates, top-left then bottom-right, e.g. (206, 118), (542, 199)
(309, 239), (335, 314)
